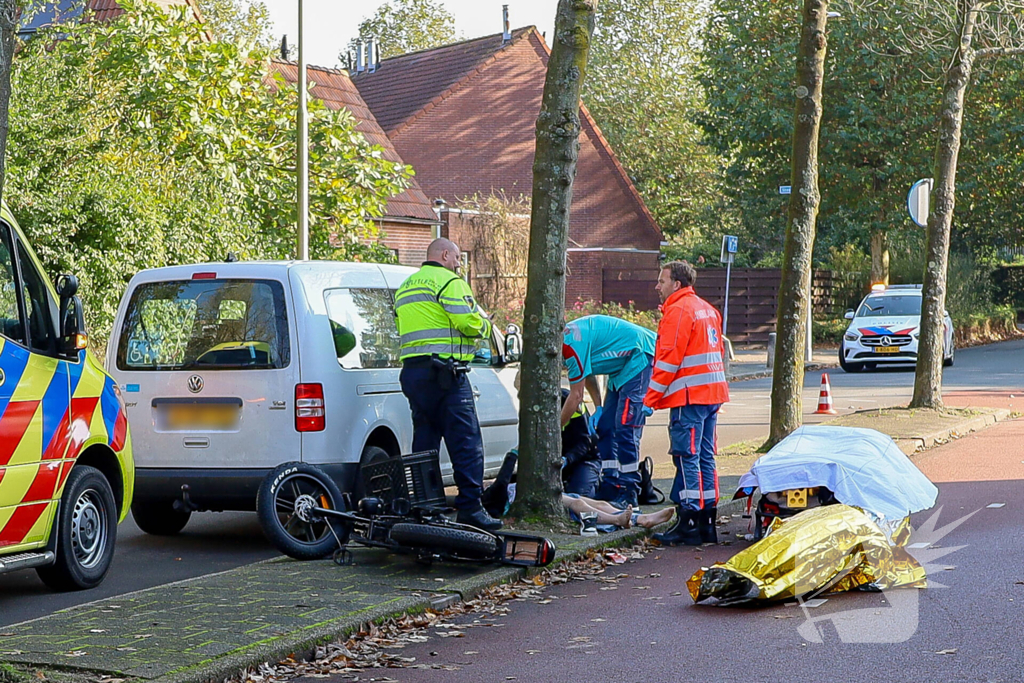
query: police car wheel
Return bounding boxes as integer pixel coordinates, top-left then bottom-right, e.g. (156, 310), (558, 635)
(37, 466), (118, 592)
(131, 498), (191, 536)
(838, 347), (862, 373)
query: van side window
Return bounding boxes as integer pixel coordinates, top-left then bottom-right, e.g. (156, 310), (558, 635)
(324, 288), (401, 369)
(0, 227), (25, 345)
(16, 244), (57, 353)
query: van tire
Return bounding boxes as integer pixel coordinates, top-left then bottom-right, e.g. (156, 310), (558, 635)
(37, 466), (118, 591)
(354, 446), (391, 501)
(257, 462), (348, 560)
(132, 499), (191, 536)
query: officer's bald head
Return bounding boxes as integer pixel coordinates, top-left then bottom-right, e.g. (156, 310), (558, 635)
(427, 238), (461, 272)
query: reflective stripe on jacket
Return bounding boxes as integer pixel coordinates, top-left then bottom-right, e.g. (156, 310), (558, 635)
(644, 286), (729, 409)
(394, 263), (492, 362)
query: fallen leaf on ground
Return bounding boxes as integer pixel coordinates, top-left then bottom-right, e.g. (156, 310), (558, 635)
(935, 649), (957, 655)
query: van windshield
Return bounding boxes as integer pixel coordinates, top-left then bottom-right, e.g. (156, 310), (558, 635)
(116, 279), (290, 370)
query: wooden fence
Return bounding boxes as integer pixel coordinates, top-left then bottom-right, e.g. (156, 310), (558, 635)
(696, 268), (868, 343)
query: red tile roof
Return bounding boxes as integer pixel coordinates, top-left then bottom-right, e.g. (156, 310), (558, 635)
(351, 28), (533, 134)
(87, 0), (202, 24)
(351, 28), (663, 249)
(271, 60), (438, 223)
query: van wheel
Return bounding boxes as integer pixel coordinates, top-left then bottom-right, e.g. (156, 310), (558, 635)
(37, 466), (118, 591)
(132, 499), (191, 536)
(354, 445), (392, 501)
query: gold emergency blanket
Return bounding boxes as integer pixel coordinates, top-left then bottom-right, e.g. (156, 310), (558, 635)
(687, 504), (926, 606)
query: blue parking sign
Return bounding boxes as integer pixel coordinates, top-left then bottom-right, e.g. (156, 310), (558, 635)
(725, 235), (738, 254)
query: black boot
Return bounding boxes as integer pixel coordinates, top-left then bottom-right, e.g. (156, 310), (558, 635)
(698, 506), (718, 544)
(457, 506), (503, 531)
(652, 507), (701, 546)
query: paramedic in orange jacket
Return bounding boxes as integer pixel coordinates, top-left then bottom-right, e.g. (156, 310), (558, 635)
(644, 260), (729, 546)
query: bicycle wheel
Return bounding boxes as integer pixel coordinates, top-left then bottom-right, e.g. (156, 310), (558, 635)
(389, 523), (499, 560)
(257, 462), (349, 560)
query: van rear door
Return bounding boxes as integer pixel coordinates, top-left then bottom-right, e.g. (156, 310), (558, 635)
(111, 276), (298, 474)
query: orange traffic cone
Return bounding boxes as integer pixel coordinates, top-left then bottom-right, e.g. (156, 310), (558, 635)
(814, 373), (838, 415)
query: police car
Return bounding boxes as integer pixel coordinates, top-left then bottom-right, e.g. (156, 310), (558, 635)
(0, 206), (133, 591)
(839, 284), (954, 372)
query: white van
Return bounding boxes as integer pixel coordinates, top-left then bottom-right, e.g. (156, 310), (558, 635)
(106, 261), (522, 535)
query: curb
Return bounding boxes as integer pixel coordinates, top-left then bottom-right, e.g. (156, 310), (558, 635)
(893, 408), (1013, 455)
(150, 528), (650, 683)
(726, 360), (838, 383)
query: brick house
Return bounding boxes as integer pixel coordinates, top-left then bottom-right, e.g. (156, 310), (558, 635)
(271, 62), (441, 265)
(350, 27), (664, 309)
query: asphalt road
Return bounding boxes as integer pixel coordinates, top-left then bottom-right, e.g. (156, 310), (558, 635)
(644, 338), (1024, 455)
(354, 417), (1024, 683)
(2, 340), (1021, 628)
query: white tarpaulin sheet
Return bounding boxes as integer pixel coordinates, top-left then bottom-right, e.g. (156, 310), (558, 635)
(736, 425), (938, 520)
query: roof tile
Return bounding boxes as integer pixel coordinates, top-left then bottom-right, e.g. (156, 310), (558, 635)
(271, 60), (437, 223)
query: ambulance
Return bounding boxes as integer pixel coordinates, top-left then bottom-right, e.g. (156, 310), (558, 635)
(0, 205), (133, 591)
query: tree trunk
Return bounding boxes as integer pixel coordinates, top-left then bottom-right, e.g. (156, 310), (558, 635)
(869, 230), (889, 285)
(510, 0), (597, 522)
(0, 1), (18, 207)
(910, 3), (979, 410)
(766, 0), (830, 449)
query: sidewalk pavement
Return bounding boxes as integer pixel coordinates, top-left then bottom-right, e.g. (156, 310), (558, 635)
(1, 405), (1014, 683)
(726, 345), (837, 382)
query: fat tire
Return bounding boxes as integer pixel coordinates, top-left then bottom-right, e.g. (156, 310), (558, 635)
(257, 462), (348, 560)
(36, 466), (118, 591)
(132, 499), (191, 536)
(390, 523), (499, 560)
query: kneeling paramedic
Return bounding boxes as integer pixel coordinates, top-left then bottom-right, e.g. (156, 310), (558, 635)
(562, 315), (656, 508)
(644, 260), (729, 546)
(395, 238), (501, 532)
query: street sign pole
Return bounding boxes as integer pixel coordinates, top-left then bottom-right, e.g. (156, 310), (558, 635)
(720, 235), (739, 342)
(806, 281), (813, 363)
(296, 0), (309, 260)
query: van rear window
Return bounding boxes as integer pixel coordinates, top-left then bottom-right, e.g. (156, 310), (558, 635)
(116, 279), (290, 370)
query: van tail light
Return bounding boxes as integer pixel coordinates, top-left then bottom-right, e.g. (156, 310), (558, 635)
(192, 272), (217, 280)
(295, 383), (325, 432)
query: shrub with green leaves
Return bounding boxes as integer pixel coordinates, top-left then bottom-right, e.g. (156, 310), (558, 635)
(7, 0), (410, 340)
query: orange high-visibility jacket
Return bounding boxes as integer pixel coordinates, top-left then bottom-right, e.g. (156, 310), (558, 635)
(644, 286), (730, 409)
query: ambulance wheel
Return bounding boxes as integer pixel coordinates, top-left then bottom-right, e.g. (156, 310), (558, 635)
(37, 466), (118, 591)
(132, 498), (191, 536)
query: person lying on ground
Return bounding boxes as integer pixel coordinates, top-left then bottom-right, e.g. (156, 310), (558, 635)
(562, 494), (676, 529)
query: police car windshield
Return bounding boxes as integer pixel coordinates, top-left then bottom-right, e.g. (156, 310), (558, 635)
(116, 279), (290, 371)
(856, 295), (921, 318)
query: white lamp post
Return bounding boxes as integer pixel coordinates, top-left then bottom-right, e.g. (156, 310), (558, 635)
(296, 0), (309, 260)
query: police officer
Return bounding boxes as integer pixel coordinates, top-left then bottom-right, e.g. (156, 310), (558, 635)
(644, 260), (729, 546)
(394, 238), (502, 531)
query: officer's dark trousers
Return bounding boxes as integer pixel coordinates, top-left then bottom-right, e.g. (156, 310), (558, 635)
(400, 365), (485, 512)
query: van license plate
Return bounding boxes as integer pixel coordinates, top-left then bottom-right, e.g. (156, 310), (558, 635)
(874, 346), (899, 353)
(161, 403), (240, 431)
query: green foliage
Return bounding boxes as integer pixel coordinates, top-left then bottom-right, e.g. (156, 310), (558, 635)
(584, 0), (734, 240)
(662, 235), (756, 268)
(566, 299), (661, 331)
(8, 0), (410, 340)
(197, 0), (274, 48)
(353, 0), (456, 60)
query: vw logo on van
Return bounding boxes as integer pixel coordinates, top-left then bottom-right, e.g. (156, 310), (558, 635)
(187, 375), (204, 394)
